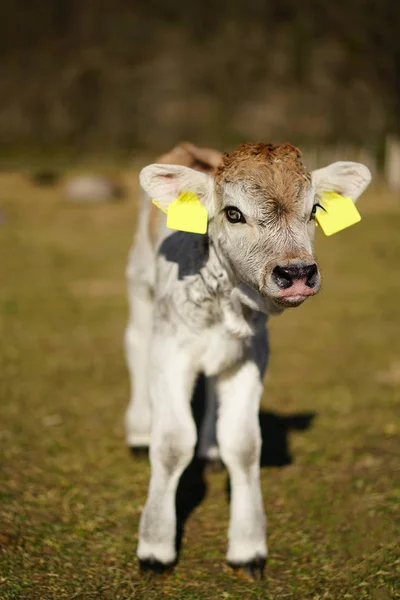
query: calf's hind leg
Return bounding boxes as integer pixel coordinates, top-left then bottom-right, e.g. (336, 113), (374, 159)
(124, 282), (153, 449)
(197, 376), (220, 462)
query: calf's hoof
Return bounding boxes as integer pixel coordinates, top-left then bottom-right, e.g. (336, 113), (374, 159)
(129, 446), (149, 459)
(139, 556), (175, 574)
(126, 430), (151, 448)
(229, 554), (266, 581)
(126, 430), (151, 458)
(137, 540), (176, 573)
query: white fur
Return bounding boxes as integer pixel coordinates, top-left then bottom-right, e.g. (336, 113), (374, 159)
(311, 161), (372, 202)
(137, 334), (198, 564)
(217, 360), (267, 563)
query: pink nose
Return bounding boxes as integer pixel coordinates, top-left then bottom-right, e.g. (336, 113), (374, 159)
(279, 280), (315, 298)
(272, 263), (319, 297)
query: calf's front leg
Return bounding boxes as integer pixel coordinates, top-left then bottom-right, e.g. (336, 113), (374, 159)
(217, 360), (267, 577)
(137, 338), (197, 568)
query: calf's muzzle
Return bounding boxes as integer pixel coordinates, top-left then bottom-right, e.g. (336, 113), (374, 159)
(271, 262), (320, 302)
(272, 263), (318, 289)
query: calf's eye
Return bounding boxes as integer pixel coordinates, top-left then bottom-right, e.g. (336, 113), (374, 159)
(225, 207), (246, 224)
(310, 203), (325, 221)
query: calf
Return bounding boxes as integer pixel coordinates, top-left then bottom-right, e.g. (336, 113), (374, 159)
(125, 142), (371, 575)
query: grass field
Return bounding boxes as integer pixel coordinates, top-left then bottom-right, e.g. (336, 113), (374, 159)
(0, 170), (399, 599)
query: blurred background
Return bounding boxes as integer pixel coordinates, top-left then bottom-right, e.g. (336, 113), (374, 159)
(1, 0), (400, 183)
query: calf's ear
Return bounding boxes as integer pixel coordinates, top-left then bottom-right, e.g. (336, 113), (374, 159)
(311, 161), (372, 203)
(140, 164), (214, 214)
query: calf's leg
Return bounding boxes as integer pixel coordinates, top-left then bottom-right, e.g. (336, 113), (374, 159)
(137, 339), (197, 567)
(197, 376), (220, 461)
(217, 360), (267, 576)
(124, 282), (153, 448)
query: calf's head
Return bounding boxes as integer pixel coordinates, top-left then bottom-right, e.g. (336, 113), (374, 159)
(140, 142), (371, 309)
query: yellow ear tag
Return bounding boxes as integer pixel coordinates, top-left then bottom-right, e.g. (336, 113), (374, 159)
(316, 191), (361, 236)
(166, 191), (208, 234)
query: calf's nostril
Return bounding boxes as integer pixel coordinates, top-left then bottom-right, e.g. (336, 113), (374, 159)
(272, 265), (294, 289)
(304, 263), (318, 287)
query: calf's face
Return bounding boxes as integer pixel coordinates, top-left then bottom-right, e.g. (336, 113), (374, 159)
(140, 142), (371, 309)
(213, 143), (319, 308)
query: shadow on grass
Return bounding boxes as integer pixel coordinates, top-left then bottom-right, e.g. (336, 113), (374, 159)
(174, 374), (316, 555)
(259, 410), (316, 467)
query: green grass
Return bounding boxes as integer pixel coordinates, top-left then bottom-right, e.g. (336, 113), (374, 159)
(0, 172), (399, 599)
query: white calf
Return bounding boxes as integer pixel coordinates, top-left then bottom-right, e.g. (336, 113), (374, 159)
(125, 142), (371, 575)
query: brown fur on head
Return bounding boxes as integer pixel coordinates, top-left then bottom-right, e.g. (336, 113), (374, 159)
(215, 143), (311, 220)
(217, 142), (306, 172)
